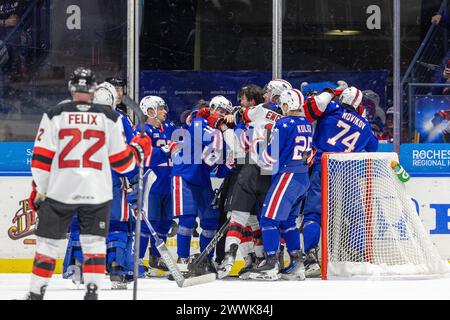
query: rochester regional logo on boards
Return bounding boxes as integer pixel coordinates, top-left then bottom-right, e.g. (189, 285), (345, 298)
(7, 199), (37, 244)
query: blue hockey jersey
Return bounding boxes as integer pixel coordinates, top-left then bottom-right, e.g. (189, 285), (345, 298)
(135, 121), (175, 195)
(261, 116), (313, 174)
(312, 100), (378, 163)
(171, 117), (222, 186)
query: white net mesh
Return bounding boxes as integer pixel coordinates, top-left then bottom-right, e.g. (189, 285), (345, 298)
(323, 152), (450, 279)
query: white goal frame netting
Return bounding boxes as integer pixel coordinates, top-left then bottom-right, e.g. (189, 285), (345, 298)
(321, 152), (450, 280)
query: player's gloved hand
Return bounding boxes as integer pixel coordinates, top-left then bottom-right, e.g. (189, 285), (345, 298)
(28, 181), (46, 211)
(161, 140), (181, 155)
(304, 147), (317, 167)
(196, 107), (211, 120)
(323, 80), (348, 97)
(130, 134), (152, 164)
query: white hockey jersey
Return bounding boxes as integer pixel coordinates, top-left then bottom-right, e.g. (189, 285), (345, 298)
(31, 101), (138, 205)
(242, 103), (283, 163)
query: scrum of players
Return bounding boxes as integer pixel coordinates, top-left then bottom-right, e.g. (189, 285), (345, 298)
(29, 67), (379, 299)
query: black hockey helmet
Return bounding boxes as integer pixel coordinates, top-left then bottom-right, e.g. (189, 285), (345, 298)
(105, 77), (127, 93)
(68, 67), (97, 94)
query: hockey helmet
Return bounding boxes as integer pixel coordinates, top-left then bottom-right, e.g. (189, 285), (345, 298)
(209, 95), (233, 115)
(93, 82), (118, 108)
(279, 89), (305, 116)
(264, 79), (293, 102)
(105, 77), (127, 92)
(68, 67), (97, 94)
(339, 86), (364, 115)
(139, 95), (168, 117)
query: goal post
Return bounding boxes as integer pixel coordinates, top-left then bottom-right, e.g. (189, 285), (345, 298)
(321, 152), (450, 280)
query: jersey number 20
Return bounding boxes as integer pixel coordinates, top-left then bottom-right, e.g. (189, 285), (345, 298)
(326, 120), (361, 152)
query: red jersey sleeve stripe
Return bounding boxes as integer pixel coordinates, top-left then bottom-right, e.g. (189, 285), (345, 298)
(243, 108), (252, 123)
(31, 159), (51, 172)
(31, 147), (55, 172)
(305, 97), (323, 122)
(33, 146), (55, 159)
(110, 147), (135, 173)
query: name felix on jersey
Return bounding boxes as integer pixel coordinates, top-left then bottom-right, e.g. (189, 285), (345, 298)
(341, 112), (366, 129)
(68, 113), (98, 125)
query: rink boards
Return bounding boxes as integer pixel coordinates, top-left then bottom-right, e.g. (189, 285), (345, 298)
(0, 175), (449, 273)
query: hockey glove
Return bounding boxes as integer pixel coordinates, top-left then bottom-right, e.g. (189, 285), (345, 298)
(28, 180), (46, 211)
(161, 140), (181, 155)
(323, 80), (348, 97)
(196, 107), (211, 120)
(130, 134), (152, 165)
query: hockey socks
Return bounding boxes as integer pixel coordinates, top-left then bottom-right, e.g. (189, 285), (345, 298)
(176, 216), (196, 259)
(260, 217), (281, 256)
(30, 236), (65, 296)
(281, 226), (301, 252)
(200, 219), (218, 259)
(30, 253), (56, 295)
(80, 235), (106, 292)
(302, 220), (321, 252)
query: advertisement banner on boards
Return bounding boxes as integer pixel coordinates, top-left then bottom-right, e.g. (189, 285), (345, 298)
(0, 176), (449, 270)
(415, 96), (450, 143)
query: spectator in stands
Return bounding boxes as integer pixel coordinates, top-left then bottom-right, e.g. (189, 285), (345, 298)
(431, 9), (450, 95)
(378, 107), (393, 143)
(0, 0), (27, 79)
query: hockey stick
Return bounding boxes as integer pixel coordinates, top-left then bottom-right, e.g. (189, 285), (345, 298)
(121, 95), (146, 300)
(140, 211), (216, 287)
(187, 216), (231, 275)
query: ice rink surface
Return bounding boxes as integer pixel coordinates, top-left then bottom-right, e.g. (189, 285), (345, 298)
(1, 274), (450, 300)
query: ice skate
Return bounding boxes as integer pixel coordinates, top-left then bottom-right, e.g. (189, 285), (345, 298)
(280, 251), (306, 281)
(147, 254), (169, 277)
(238, 253), (263, 280)
(66, 263), (84, 288)
(109, 262), (130, 290)
(304, 247), (321, 278)
(176, 256), (189, 272)
(17, 285), (47, 300)
(217, 244), (238, 279)
(84, 283), (98, 300)
(247, 255), (281, 281)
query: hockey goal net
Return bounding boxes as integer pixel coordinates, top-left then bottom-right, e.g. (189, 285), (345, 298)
(321, 152), (449, 280)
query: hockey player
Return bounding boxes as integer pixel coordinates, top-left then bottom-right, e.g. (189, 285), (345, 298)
(105, 77), (129, 118)
(24, 67), (151, 300)
(133, 95), (178, 276)
(217, 86), (284, 279)
(247, 89), (313, 281)
(62, 81), (121, 287)
(263, 79), (293, 108)
(301, 85), (379, 277)
(171, 100), (225, 266)
(213, 86), (264, 266)
(92, 81), (142, 290)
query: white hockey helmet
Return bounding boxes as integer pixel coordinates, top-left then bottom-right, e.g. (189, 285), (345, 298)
(209, 95), (233, 115)
(339, 86), (364, 115)
(139, 95), (168, 117)
(279, 89), (305, 116)
(264, 79), (293, 101)
(93, 82), (118, 108)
